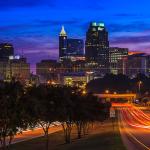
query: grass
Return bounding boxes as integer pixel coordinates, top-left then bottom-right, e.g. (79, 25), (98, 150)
(10, 119), (127, 150)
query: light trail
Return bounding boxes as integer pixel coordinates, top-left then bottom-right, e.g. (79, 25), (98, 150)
(117, 104), (150, 130)
(118, 104), (150, 150)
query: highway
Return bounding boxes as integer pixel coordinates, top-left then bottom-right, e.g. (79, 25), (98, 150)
(118, 104), (150, 150)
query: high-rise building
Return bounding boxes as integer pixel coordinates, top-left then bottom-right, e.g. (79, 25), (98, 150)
(147, 55), (150, 75)
(118, 53), (148, 77)
(36, 59), (60, 83)
(67, 38), (84, 56)
(0, 43), (14, 60)
(109, 47), (128, 74)
(0, 56), (30, 82)
(59, 26), (67, 59)
(59, 26), (84, 61)
(85, 22), (109, 62)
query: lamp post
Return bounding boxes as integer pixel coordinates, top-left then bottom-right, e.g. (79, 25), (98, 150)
(114, 92), (117, 95)
(138, 81), (143, 95)
(82, 90), (87, 95)
(105, 90), (109, 94)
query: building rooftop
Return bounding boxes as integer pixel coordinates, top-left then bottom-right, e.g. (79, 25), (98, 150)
(60, 26), (67, 36)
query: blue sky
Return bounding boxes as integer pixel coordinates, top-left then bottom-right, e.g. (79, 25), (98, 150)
(0, 0), (150, 64)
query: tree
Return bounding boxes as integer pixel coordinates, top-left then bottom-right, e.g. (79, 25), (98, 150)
(26, 85), (59, 150)
(87, 74), (132, 93)
(56, 86), (75, 144)
(72, 91), (111, 139)
(131, 73), (150, 94)
(0, 81), (27, 150)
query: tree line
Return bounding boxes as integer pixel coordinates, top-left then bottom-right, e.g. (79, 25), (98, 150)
(87, 73), (150, 94)
(0, 81), (111, 150)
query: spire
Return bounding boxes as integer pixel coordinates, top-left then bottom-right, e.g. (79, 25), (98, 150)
(60, 26), (67, 36)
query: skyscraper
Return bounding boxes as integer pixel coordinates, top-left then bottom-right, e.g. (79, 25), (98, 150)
(0, 56), (30, 82)
(0, 43), (14, 60)
(59, 26), (84, 61)
(85, 22), (109, 62)
(59, 26), (67, 59)
(118, 53), (148, 77)
(67, 39), (84, 56)
(109, 47), (128, 74)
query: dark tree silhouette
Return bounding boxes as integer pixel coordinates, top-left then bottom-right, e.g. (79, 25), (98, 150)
(0, 81), (27, 150)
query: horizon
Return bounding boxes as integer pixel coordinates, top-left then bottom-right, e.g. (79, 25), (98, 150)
(0, 0), (150, 65)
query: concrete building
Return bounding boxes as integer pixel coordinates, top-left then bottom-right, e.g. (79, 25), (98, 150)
(59, 26), (84, 61)
(0, 56), (30, 82)
(0, 43), (14, 60)
(36, 59), (60, 83)
(118, 53), (148, 77)
(109, 47), (128, 74)
(85, 22), (109, 62)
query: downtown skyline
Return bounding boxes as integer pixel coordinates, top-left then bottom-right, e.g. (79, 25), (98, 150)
(0, 0), (150, 64)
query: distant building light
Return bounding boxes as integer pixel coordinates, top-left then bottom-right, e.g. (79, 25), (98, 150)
(15, 55), (20, 59)
(86, 71), (94, 74)
(9, 56), (14, 60)
(98, 23), (105, 27)
(98, 27), (103, 31)
(9, 55), (20, 60)
(4, 45), (12, 48)
(92, 22), (97, 26)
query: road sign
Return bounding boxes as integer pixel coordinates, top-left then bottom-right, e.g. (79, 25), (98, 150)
(110, 107), (116, 118)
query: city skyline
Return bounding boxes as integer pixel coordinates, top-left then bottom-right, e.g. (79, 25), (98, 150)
(0, 0), (150, 64)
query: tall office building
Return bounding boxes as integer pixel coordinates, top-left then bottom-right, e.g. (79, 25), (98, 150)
(0, 43), (14, 60)
(109, 47), (128, 74)
(118, 53), (148, 77)
(59, 26), (67, 59)
(0, 56), (30, 82)
(67, 39), (84, 56)
(59, 26), (84, 61)
(36, 59), (59, 83)
(85, 22), (109, 62)
(147, 55), (150, 75)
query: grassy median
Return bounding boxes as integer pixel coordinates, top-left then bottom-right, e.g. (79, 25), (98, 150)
(11, 119), (126, 150)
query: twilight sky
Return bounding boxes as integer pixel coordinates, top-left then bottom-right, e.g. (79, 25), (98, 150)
(0, 0), (150, 64)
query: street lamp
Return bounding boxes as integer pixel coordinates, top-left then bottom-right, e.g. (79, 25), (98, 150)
(105, 90), (109, 94)
(138, 81), (143, 94)
(82, 90), (87, 95)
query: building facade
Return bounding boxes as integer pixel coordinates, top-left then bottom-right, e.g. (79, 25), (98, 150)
(59, 26), (68, 59)
(59, 26), (84, 61)
(0, 43), (14, 60)
(67, 38), (84, 56)
(0, 57), (30, 82)
(118, 53), (148, 77)
(36, 59), (60, 83)
(85, 22), (109, 62)
(109, 47), (128, 74)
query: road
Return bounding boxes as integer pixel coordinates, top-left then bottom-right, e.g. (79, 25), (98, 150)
(118, 104), (150, 150)
(0, 124), (62, 146)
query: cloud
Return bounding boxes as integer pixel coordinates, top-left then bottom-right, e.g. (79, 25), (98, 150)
(111, 35), (150, 44)
(0, 18), (81, 33)
(36, 19), (80, 27)
(114, 13), (141, 17)
(0, 0), (54, 9)
(10, 36), (59, 64)
(0, 0), (104, 10)
(108, 21), (150, 33)
(110, 33), (150, 53)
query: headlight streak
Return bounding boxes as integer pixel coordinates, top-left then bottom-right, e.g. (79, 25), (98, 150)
(121, 106), (150, 129)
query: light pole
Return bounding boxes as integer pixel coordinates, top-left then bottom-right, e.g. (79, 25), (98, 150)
(105, 90), (109, 94)
(138, 81), (143, 95)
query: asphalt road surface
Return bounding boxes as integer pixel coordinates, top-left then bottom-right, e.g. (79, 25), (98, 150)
(118, 104), (150, 150)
